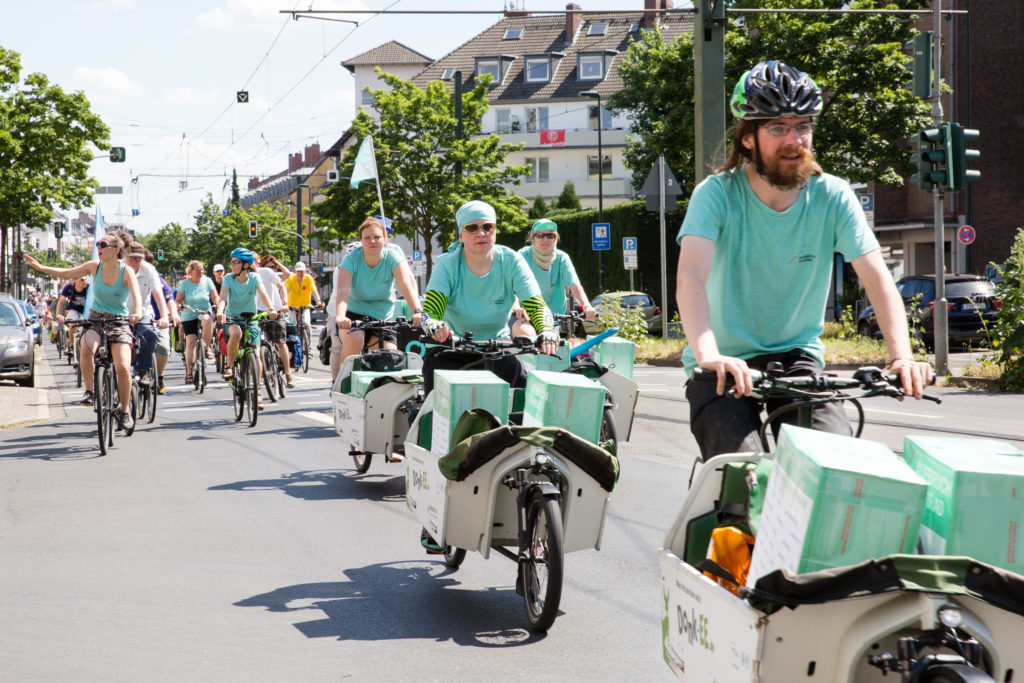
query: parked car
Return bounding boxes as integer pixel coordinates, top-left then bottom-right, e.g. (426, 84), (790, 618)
(582, 291), (662, 336)
(0, 295), (36, 387)
(857, 274), (1000, 350)
(16, 299), (42, 346)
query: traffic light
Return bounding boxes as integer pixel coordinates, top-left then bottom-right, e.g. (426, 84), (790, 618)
(54, 222), (64, 239)
(947, 123), (981, 191)
(157, 249), (164, 261)
(910, 124), (950, 192)
(109, 146), (126, 163)
(248, 220), (258, 238)
(905, 32), (933, 99)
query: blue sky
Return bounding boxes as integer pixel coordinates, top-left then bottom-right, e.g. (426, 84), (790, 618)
(2, 0), (657, 234)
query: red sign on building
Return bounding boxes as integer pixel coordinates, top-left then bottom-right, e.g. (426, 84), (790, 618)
(539, 129), (565, 147)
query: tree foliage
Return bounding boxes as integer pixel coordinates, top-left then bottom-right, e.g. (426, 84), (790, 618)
(610, 0), (933, 193)
(992, 227), (1024, 392)
(308, 70), (530, 280)
(554, 180), (582, 211)
(0, 46), (110, 289)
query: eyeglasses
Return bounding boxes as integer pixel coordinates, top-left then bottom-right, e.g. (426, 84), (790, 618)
(230, 259), (244, 265)
(534, 232), (557, 240)
(462, 223), (496, 234)
(96, 241), (113, 249)
(759, 122), (815, 138)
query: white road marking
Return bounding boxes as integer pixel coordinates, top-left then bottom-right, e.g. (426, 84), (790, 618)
(854, 407), (941, 419)
(298, 400), (331, 405)
(163, 407), (210, 413)
(297, 411), (332, 425)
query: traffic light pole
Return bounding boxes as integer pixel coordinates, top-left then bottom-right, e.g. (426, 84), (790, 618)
(931, 0), (948, 377)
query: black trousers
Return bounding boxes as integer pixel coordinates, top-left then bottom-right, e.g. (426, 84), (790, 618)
(421, 347), (527, 396)
(685, 349), (852, 462)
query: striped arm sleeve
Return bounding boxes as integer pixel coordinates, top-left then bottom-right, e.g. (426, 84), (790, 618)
(420, 289), (448, 333)
(520, 294), (553, 333)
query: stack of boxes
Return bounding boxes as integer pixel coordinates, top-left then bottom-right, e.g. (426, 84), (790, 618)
(522, 369), (606, 444)
(429, 370), (509, 455)
(591, 336), (636, 379)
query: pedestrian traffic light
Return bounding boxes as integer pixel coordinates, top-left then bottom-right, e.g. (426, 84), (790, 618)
(157, 249), (164, 261)
(48, 248), (56, 259)
(904, 32), (933, 99)
(109, 146), (126, 163)
(248, 220), (258, 238)
(910, 125), (950, 192)
(947, 123), (981, 191)
(54, 222), (64, 239)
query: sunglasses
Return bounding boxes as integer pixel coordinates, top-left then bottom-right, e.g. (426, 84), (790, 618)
(534, 232), (557, 239)
(463, 223), (496, 234)
(96, 241), (114, 249)
(230, 259), (244, 265)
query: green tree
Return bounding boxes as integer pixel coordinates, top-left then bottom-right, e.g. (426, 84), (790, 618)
(992, 227), (1024, 391)
(528, 194), (549, 220)
(309, 70), (530, 279)
(610, 0), (933, 193)
(0, 47), (110, 291)
(554, 181), (582, 211)
(183, 195), (295, 270)
(140, 222), (190, 275)
(230, 169), (241, 206)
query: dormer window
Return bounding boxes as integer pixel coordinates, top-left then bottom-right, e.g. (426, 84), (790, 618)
(441, 67), (456, 80)
(476, 58), (502, 82)
(629, 21), (640, 33)
(525, 56), (551, 83)
(588, 22), (608, 36)
(503, 27), (523, 40)
(578, 54), (605, 81)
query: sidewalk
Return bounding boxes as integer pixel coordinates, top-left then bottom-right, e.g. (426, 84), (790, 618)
(0, 341), (66, 429)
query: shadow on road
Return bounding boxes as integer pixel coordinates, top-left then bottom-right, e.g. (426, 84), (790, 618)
(0, 425), (105, 461)
(235, 560), (546, 647)
(208, 468), (406, 502)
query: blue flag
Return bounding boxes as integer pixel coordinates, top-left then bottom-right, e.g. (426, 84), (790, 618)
(350, 136), (378, 189)
(83, 205), (105, 317)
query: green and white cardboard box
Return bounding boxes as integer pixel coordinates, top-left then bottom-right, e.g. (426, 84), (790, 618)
(903, 436), (1024, 572)
(429, 370), (509, 455)
(592, 336), (636, 379)
(519, 345), (570, 373)
(746, 424), (928, 587)
(349, 369), (421, 398)
(522, 369), (606, 444)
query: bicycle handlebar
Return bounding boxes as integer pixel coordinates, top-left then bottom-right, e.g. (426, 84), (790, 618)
(690, 365), (940, 403)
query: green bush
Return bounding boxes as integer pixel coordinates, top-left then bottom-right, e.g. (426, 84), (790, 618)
(992, 226), (1024, 391)
(592, 296), (649, 343)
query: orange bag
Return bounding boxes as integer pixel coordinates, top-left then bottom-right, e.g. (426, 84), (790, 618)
(704, 526), (755, 595)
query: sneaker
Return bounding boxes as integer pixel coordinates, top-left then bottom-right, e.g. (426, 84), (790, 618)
(185, 372), (193, 385)
(420, 528), (444, 554)
(114, 408), (134, 431)
(139, 374), (153, 387)
(81, 390), (94, 406)
(286, 375), (295, 388)
(206, 348), (214, 360)
(157, 376), (166, 395)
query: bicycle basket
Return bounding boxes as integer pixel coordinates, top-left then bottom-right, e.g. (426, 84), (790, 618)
(359, 349), (406, 372)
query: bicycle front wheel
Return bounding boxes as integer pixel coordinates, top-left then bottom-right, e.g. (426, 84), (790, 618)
(146, 361), (158, 423)
(105, 365), (117, 450)
(232, 359), (244, 422)
(261, 344), (278, 402)
(95, 364), (109, 455)
(195, 338), (206, 394)
(245, 350), (259, 427)
(352, 452), (372, 473)
(124, 382), (139, 437)
(521, 489), (564, 632)
(300, 325), (311, 373)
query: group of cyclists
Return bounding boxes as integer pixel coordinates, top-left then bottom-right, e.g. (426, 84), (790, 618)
(20, 59), (935, 467)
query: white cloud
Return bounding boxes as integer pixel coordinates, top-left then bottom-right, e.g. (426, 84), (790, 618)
(94, 0), (134, 9)
(163, 86), (214, 106)
(197, 0), (370, 32)
(71, 66), (144, 100)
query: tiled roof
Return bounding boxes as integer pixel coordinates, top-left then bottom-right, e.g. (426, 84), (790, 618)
(342, 40), (433, 73)
(411, 11), (692, 102)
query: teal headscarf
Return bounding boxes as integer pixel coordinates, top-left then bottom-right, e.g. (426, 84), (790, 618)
(531, 218), (557, 234)
(455, 200), (496, 228)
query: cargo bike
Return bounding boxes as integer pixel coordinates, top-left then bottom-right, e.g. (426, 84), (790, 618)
(403, 334), (621, 632)
(660, 365), (1024, 682)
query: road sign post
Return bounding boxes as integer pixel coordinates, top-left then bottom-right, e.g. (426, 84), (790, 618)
(623, 236), (637, 291)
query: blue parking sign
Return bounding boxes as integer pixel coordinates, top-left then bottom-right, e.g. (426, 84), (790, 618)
(592, 223), (611, 251)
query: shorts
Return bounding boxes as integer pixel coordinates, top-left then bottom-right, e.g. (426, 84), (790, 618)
(155, 327), (170, 357)
(227, 316), (261, 347)
(66, 309), (84, 322)
(330, 311), (397, 355)
(260, 315), (287, 343)
(181, 317), (207, 337)
(87, 312), (134, 346)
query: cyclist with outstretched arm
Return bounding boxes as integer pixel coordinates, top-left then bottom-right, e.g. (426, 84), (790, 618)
(675, 60), (933, 462)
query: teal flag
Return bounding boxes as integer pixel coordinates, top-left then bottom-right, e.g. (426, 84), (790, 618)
(350, 136), (378, 188)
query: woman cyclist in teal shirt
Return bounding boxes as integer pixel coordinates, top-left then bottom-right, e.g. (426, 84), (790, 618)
(26, 233), (143, 428)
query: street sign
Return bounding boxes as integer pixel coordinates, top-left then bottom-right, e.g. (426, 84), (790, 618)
(592, 223), (611, 251)
(957, 224), (976, 246)
(858, 192), (875, 229)
(623, 236), (637, 271)
(642, 161), (682, 212)
(411, 249), (427, 276)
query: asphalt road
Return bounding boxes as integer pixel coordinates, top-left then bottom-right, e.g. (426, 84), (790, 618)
(2, 342), (1023, 681)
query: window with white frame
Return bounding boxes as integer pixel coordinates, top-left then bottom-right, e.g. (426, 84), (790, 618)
(361, 90), (376, 106)
(578, 54), (604, 81)
(503, 27), (524, 40)
(476, 58), (501, 83)
(524, 57), (551, 83)
(588, 104), (612, 130)
(525, 106), (549, 133)
(496, 109), (512, 133)
(525, 157), (549, 183)
(588, 22), (607, 36)
(587, 155), (612, 180)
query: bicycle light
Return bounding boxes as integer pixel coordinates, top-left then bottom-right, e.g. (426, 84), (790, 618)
(937, 603), (963, 629)
(535, 451), (550, 466)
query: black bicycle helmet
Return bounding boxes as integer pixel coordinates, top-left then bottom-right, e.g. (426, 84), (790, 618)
(730, 60), (822, 120)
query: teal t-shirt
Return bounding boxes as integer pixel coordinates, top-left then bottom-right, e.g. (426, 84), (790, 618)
(179, 276), (215, 321)
(518, 247), (580, 315)
(222, 272), (260, 317)
(340, 243), (405, 320)
(677, 167), (879, 374)
(91, 261), (129, 316)
(427, 244), (541, 338)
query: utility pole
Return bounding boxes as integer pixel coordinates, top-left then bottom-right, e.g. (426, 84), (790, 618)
(931, 0), (949, 376)
(296, 183), (309, 264)
(694, 0), (726, 184)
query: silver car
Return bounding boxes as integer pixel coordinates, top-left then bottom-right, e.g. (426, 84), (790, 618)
(0, 297), (36, 387)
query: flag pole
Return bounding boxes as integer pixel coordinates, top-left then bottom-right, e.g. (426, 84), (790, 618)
(370, 137), (386, 225)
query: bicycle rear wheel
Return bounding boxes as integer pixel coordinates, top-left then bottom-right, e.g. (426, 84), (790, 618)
(352, 452), (372, 473)
(232, 358), (245, 422)
(124, 382), (139, 437)
(261, 344), (278, 402)
(195, 338), (206, 394)
(300, 325), (310, 373)
(95, 364), (109, 455)
(145, 360), (158, 423)
(276, 353), (287, 399)
(105, 365), (117, 450)
(521, 489), (564, 632)
(245, 349), (259, 427)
